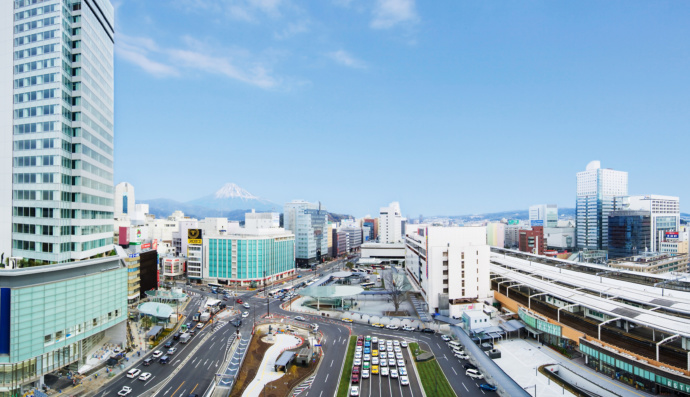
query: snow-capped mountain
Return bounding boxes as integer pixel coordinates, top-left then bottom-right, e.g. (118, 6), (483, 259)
(186, 183), (278, 212)
(213, 183), (260, 201)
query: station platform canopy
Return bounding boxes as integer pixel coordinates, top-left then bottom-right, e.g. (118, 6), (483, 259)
(138, 302), (174, 318)
(299, 285), (363, 298)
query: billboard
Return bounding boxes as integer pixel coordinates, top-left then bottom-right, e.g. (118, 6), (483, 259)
(141, 243), (151, 250)
(530, 220), (544, 227)
(508, 220), (520, 225)
(188, 229), (203, 245)
(665, 232), (679, 240)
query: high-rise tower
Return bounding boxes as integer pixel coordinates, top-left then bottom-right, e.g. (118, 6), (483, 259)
(1, 0), (115, 264)
(576, 161), (628, 250)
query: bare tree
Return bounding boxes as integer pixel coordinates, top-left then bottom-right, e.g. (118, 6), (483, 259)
(383, 271), (407, 314)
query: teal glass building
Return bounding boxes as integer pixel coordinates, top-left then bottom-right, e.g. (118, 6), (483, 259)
(206, 233), (295, 285)
(0, 257), (127, 395)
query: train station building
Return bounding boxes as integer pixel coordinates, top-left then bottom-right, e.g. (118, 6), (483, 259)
(491, 248), (690, 395)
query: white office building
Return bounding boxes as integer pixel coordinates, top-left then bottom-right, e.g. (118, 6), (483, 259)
(529, 204), (558, 228)
(576, 161), (628, 250)
(2, 0), (116, 264)
(114, 182), (134, 219)
(283, 200), (328, 266)
(405, 226), (491, 317)
(379, 202), (402, 243)
(614, 195), (680, 253)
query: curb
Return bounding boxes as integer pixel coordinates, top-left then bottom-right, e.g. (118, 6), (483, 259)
(407, 345), (427, 397)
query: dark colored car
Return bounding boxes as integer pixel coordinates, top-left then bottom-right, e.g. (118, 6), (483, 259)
(164, 341), (173, 348)
(172, 332), (181, 340)
(479, 384), (497, 392)
(421, 328), (435, 334)
(463, 363), (478, 370)
(143, 358), (153, 366)
(232, 319), (242, 327)
(189, 329), (196, 335)
(351, 373), (359, 383)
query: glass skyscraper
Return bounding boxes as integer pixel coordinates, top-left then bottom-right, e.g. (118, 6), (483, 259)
(608, 210), (652, 259)
(576, 161), (628, 250)
(1, 0), (115, 264)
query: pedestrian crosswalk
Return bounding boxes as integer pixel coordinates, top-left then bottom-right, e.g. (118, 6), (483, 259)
(292, 375), (316, 396)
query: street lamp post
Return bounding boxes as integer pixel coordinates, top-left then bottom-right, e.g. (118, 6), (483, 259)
(265, 271), (269, 318)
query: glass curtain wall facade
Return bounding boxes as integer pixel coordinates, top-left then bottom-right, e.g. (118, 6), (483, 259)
(0, 260), (127, 394)
(207, 235), (295, 282)
(283, 201), (328, 266)
(608, 211), (651, 259)
(9, 0), (115, 263)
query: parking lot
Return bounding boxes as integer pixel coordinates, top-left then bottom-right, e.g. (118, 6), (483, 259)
(348, 335), (424, 397)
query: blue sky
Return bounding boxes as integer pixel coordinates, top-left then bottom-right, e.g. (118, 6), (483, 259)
(113, 0), (690, 217)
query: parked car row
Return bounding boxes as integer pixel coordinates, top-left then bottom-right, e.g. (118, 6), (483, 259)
(350, 335), (411, 395)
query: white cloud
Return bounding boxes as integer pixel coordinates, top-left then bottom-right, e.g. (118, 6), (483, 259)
(371, 0), (418, 29)
(328, 50), (367, 69)
(116, 34), (278, 88)
(173, 0), (284, 22)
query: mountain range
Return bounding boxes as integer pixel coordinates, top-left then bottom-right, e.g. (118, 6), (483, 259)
(140, 183), (281, 220)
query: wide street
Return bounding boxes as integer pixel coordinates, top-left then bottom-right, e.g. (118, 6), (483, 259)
(96, 257), (487, 397)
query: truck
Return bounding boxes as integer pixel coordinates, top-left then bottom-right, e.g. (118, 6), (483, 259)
(200, 312), (211, 323)
(179, 332), (191, 344)
(192, 312), (200, 321)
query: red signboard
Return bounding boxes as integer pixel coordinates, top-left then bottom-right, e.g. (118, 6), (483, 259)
(119, 226), (129, 245)
(141, 243), (151, 250)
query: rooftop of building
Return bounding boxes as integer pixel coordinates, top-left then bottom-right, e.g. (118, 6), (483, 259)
(609, 251), (688, 265)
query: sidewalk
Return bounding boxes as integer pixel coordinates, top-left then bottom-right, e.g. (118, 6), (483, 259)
(242, 334), (301, 397)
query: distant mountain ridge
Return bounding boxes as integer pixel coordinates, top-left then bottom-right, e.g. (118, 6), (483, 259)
(445, 208), (577, 222)
(140, 183), (351, 222)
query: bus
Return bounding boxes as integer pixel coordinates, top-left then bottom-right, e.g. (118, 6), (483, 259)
(360, 282), (375, 288)
(207, 283), (222, 292)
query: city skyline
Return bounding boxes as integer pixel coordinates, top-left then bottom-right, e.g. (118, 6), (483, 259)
(113, 1), (690, 216)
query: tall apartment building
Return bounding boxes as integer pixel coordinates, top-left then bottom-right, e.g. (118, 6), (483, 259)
(2, 0), (116, 264)
(614, 195), (680, 253)
(576, 161), (628, 250)
(519, 226), (546, 255)
(283, 200), (328, 266)
(405, 226), (490, 317)
(379, 202), (402, 243)
(529, 204), (558, 228)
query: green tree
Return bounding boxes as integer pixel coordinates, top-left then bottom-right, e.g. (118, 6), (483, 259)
(141, 316), (153, 329)
(345, 262), (354, 270)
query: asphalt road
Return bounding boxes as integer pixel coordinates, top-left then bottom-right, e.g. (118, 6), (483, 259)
(96, 256), (496, 397)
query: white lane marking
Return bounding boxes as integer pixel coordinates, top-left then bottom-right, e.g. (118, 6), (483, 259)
(463, 382), (468, 391)
(330, 359), (334, 368)
(324, 374), (329, 383)
(452, 367), (457, 375)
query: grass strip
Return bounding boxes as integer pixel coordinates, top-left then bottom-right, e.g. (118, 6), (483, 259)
(409, 342), (427, 357)
(414, 358), (457, 397)
(336, 335), (358, 397)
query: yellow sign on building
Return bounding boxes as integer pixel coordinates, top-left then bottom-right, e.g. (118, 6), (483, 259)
(188, 229), (202, 245)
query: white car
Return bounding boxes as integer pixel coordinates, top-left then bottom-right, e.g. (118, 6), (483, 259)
(372, 337), (378, 343)
(394, 346), (402, 353)
(355, 352), (362, 359)
(400, 367), (408, 376)
(388, 359), (396, 366)
(396, 353), (403, 360)
(295, 316), (306, 321)
(390, 369), (399, 378)
(126, 369), (141, 378)
(152, 350), (163, 358)
(393, 341), (400, 347)
(364, 354), (371, 362)
(118, 386), (133, 396)
(457, 353), (470, 360)
(381, 366), (389, 376)
(441, 335), (451, 341)
(402, 326), (415, 331)
(354, 358), (362, 366)
(379, 345), (386, 352)
(196, 323), (203, 329)
(380, 359), (387, 367)
(380, 352), (387, 360)
(139, 372), (152, 381)
(350, 386), (359, 396)
(356, 346), (363, 352)
(372, 357), (379, 365)
(386, 324), (399, 330)
(401, 341), (408, 348)
(397, 360), (405, 367)
(362, 370), (370, 379)
(242, 312), (249, 318)
(400, 376), (410, 386)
